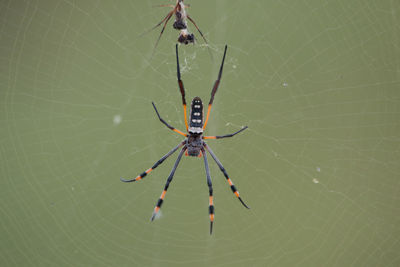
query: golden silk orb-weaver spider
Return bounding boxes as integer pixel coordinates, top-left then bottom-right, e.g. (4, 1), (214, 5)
(121, 45), (249, 234)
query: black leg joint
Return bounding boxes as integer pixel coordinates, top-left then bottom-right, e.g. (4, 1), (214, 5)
(152, 161), (160, 169)
(209, 205), (214, 214)
(230, 185), (237, 193)
(156, 198), (164, 208)
(164, 183), (170, 191)
(153, 158), (167, 169)
(220, 167), (228, 175)
(161, 119), (174, 130)
(140, 172), (147, 178)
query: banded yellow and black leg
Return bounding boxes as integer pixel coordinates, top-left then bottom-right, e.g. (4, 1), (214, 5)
(202, 148), (214, 234)
(204, 144), (250, 209)
(151, 146), (186, 221)
(152, 102), (188, 137)
(175, 44), (189, 131)
(203, 126), (248, 140)
(120, 141), (185, 183)
(203, 45), (228, 130)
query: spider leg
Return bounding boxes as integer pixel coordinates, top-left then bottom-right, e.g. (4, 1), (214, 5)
(186, 15), (208, 44)
(151, 146), (186, 221)
(151, 9), (175, 57)
(152, 4), (175, 8)
(175, 44), (188, 131)
(203, 126), (248, 140)
(120, 141), (185, 182)
(204, 143), (250, 209)
(152, 102), (188, 137)
(203, 45), (228, 130)
(186, 15), (213, 59)
(139, 10), (173, 39)
(201, 148), (215, 235)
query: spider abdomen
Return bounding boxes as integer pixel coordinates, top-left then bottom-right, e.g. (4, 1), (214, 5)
(186, 135), (203, 157)
(188, 97), (203, 134)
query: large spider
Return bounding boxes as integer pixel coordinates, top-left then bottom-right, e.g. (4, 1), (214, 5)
(121, 44), (249, 234)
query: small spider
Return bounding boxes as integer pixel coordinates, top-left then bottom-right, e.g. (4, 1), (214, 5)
(149, 0), (209, 50)
(121, 45), (249, 234)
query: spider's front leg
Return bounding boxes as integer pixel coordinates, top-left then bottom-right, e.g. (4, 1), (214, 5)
(204, 45), (228, 130)
(175, 44), (189, 131)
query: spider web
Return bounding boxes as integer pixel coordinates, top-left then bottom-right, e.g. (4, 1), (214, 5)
(1, 0), (400, 266)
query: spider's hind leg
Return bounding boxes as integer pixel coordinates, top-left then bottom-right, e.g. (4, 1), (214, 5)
(120, 141), (185, 182)
(150, 146), (186, 221)
(204, 143), (250, 209)
(201, 148), (215, 234)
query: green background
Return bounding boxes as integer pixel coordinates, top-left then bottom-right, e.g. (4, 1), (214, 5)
(1, 0), (399, 266)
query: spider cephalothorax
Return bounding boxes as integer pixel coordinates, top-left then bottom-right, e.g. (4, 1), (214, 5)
(121, 45), (249, 234)
(186, 135), (203, 157)
(172, 7), (187, 30)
